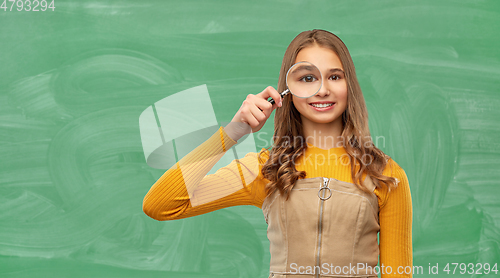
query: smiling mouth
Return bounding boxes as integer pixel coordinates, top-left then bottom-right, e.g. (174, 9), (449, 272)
(309, 102), (335, 108)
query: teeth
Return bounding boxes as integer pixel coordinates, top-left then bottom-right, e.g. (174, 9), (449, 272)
(311, 103), (333, 108)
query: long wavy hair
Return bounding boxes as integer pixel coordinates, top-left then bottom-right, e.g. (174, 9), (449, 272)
(258, 29), (398, 200)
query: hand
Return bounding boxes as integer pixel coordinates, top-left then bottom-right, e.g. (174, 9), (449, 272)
(226, 86), (282, 140)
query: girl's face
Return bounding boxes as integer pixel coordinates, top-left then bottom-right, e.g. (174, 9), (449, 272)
(292, 45), (348, 128)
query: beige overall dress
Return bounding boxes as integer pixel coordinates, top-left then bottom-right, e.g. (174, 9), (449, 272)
(262, 176), (380, 278)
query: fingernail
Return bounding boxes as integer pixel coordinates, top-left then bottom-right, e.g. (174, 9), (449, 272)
(279, 100), (282, 107)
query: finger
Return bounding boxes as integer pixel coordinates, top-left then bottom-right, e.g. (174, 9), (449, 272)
(252, 94), (273, 110)
(266, 86), (283, 107)
(241, 107), (260, 128)
(248, 102), (268, 125)
(245, 94), (270, 113)
(260, 86), (282, 107)
(265, 94), (281, 110)
(253, 97), (275, 117)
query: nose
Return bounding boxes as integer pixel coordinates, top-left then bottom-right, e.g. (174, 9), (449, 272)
(314, 77), (331, 97)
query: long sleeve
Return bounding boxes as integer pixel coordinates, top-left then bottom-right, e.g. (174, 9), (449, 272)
(376, 160), (413, 278)
(142, 126), (268, 221)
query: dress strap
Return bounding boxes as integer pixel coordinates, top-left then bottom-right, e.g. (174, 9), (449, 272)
(362, 175), (377, 192)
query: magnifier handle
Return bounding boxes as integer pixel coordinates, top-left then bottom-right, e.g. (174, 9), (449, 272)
(268, 89), (290, 105)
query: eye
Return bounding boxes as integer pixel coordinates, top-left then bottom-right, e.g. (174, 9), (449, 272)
(329, 74), (342, 81)
(299, 75), (318, 82)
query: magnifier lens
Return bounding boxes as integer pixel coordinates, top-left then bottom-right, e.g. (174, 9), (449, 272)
(286, 62), (322, 98)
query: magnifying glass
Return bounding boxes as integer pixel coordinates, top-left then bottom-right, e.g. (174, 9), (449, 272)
(268, 61), (322, 105)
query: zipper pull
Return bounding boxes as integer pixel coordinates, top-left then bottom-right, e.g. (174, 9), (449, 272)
(319, 177), (332, 200)
(323, 177), (329, 187)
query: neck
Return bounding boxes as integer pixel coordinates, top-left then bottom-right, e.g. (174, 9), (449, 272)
(301, 116), (345, 149)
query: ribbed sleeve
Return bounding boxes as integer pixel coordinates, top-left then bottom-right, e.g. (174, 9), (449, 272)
(142, 126), (268, 221)
(375, 159), (413, 278)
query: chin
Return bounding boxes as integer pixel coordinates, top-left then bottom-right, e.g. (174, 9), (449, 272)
(308, 116), (339, 124)
(316, 119), (338, 124)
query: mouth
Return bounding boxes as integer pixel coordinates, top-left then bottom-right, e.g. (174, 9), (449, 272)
(309, 102), (335, 108)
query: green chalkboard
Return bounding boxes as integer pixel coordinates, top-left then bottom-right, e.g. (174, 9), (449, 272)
(1, 0), (499, 277)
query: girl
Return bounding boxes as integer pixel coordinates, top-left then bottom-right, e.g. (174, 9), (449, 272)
(143, 29), (413, 278)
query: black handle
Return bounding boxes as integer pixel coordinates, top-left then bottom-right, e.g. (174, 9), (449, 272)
(267, 89), (289, 105)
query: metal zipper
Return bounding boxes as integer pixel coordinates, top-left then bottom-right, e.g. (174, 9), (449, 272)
(316, 177), (330, 278)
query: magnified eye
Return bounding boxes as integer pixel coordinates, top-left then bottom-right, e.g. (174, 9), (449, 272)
(300, 75), (318, 82)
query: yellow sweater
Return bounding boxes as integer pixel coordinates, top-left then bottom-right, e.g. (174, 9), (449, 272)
(143, 126), (413, 278)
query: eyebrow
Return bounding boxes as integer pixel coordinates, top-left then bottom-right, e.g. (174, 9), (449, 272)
(329, 68), (344, 74)
(292, 65), (316, 72)
(290, 66), (345, 75)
